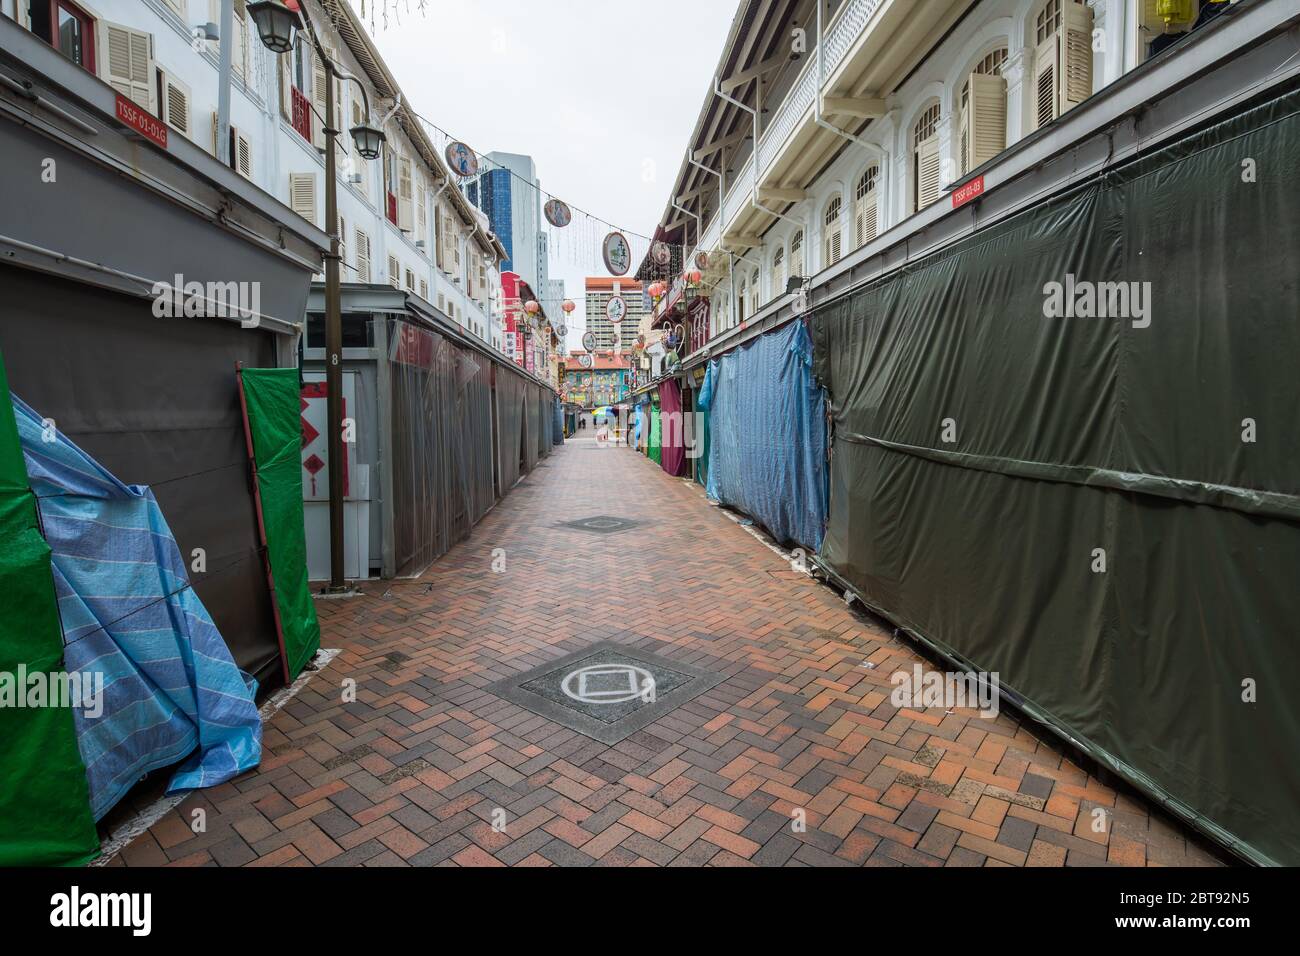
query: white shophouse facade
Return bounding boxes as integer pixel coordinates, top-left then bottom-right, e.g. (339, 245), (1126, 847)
(3, 0), (507, 350)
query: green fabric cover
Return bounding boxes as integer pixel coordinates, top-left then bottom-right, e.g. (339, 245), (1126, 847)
(239, 368), (321, 681)
(649, 405), (662, 466)
(811, 87), (1300, 866)
(0, 351), (99, 866)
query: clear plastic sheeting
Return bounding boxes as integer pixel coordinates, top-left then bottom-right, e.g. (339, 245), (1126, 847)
(386, 317), (497, 577)
(496, 367), (526, 493)
(701, 321), (828, 551)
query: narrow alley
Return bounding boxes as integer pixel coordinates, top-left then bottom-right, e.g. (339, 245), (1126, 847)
(109, 439), (1220, 869)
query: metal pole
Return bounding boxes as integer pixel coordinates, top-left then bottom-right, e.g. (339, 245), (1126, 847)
(322, 57), (346, 592)
(216, 0), (234, 166)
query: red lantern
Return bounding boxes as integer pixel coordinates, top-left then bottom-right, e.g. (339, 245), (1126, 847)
(689, 270), (702, 285)
(562, 299), (575, 314)
(524, 300), (540, 316)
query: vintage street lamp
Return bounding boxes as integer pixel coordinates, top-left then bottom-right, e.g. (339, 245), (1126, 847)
(251, 0), (380, 593)
(247, 1), (299, 53)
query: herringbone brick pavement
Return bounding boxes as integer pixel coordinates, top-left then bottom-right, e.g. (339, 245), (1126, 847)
(111, 438), (1224, 867)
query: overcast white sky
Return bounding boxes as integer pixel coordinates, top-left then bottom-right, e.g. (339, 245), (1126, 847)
(346, 0), (738, 341)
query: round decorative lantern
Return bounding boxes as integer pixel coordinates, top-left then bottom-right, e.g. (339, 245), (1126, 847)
(562, 299), (576, 314)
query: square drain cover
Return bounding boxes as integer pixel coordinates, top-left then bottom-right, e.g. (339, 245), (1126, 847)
(487, 641), (725, 744)
(558, 515), (639, 534)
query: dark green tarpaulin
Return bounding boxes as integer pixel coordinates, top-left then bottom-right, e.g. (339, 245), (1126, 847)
(811, 86), (1300, 866)
(239, 368), (320, 682)
(0, 350), (99, 866)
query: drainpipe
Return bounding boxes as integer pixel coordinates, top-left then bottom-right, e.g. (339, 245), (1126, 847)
(712, 76), (807, 234)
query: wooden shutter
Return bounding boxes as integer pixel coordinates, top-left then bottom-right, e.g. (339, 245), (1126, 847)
(337, 214), (346, 269)
(856, 188), (877, 246)
(420, 279), (428, 299)
(160, 71), (191, 137)
(416, 182), (427, 241)
(99, 22), (155, 113)
(311, 56), (328, 151)
(967, 72), (1007, 169)
(234, 129), (252, 178)
(397, 156), (414, 231)
(916, 136), (941, 210)
(289, 172), (317, 226)
(1062, 2), (1094, 113)
(434, 205), (445, 269)
(278, 53), (292, 119)
(824, 221), (841, 266)
(355, 229), (371, 282)
(387, 255), (400, 288)
(1032, 34), (1059, 131)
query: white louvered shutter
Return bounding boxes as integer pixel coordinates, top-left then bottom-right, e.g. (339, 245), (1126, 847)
(1062, 2), (1094, 114)
(388, 255), (400, 288)
(416, 183), (427, 242)
(234, 129), (253, 178)
(1032, 33), (1059, 131)
(397, 156), (414, 232)
(289, 172), (317, 226)
(311, 57), (328, 150)
(99, 22), (155, 113)
(356, 230), (371, 282)
(160, 72), (192, 137)
(916, 137), (941, 210)
(967, 72), (1007, 170)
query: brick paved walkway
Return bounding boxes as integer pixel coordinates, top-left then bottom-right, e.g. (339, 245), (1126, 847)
(111, 437), (1222, 867)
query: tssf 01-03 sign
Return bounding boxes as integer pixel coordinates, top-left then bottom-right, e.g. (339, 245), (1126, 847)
(952, 174), (985, 209)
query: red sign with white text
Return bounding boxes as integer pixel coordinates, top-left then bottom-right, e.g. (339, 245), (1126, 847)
(115, 94), (168, 149)
(952, 175), (984, 209)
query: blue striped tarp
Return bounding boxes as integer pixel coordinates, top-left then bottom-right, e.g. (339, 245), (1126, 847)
(12, 395), (262, 820)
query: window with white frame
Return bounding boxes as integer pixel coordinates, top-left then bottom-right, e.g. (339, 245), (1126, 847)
(748, 269), (760, 317)
(912, 102), (942, 212)
(959, 48), (1008, 176)
(854, 165), (879, 248)
(823, 196), (843, 267)
(1032, 0), (1093, 132)
(737, 274), (748, 324)
(772, 246), (785, 299)
(790, 230), (804, 280)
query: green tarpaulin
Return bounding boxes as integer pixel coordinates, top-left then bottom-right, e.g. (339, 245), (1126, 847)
(239, 368), (320, 682)
(811, 86), (1300, 866)
(0, 350), (99, 866)
(649, 402), (662, 466)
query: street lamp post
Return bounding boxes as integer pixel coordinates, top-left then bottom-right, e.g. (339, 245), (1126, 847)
(250, 1), (384, 593)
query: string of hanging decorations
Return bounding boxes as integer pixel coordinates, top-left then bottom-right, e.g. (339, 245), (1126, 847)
(401, 107), (673, 280)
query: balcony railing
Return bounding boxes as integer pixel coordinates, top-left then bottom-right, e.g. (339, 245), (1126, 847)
(700, 0), (884, 254)
(291, 86), (312, 143)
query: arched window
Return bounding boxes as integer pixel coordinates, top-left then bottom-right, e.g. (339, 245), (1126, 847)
(737, 274), (748, 324)
(772, 246), (786, 297)
(823, 196), (842, 267)
(749, 269), (760, 317)
(959, 48), (1008, 175)
(790, 230), (804, 279)
(912, 102), (942, 212)
(854, 166), (879, 248)
(1032, 0), (1093, 131)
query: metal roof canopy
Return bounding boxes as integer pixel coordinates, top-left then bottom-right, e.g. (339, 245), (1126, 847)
(306, 283), (560, 395)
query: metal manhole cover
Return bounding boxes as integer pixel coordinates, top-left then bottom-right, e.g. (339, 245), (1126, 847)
(558, 515), (639, 534)
(486, 641), (726, 744)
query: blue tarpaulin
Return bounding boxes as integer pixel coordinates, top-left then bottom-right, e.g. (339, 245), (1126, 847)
(12, 395), (262, 820)
(699, 321), (828, 551)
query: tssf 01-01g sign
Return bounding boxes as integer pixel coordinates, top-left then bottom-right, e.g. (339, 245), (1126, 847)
(115, 93), (168, 149)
